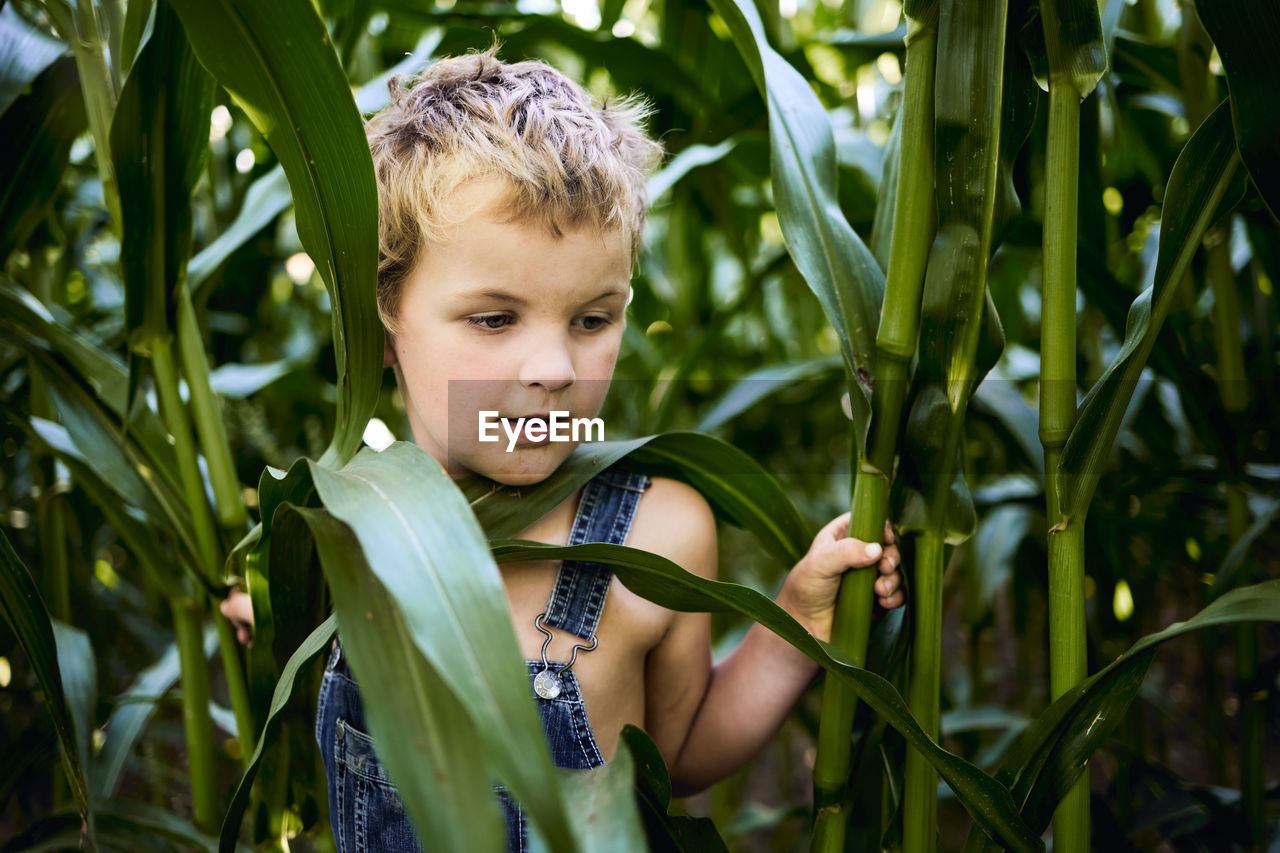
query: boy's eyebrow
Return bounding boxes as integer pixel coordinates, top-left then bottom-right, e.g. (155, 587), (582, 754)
(453, 287), (628, 307)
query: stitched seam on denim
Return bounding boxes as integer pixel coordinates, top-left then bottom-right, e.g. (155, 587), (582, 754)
(574, 700), (606, 767)
(335, 722), (347, 852)
(562, 474), (619, 637)
(546, 475), (607, 635)
(354, 774), (367, 853)
(544, 478), (603, 628)
(575, 472), (648, 638)
(313, 676), (327, 747)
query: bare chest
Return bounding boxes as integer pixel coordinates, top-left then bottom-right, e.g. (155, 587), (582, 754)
(498, 488), (669, 760)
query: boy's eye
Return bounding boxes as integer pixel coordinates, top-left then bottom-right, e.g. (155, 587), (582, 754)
(467, 313), (512, 330)
(466, 313), (612, 332)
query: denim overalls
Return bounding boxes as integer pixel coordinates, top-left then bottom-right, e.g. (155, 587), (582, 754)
(315, 468), (652, 852)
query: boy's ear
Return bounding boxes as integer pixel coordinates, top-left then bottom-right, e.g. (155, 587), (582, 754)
(382, 331), (398, 368)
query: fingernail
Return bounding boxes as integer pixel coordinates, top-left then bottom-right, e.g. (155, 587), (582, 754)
(865, 542), (882, 559)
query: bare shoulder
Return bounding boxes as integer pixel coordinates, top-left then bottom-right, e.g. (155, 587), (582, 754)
(626, 476), (718, 581)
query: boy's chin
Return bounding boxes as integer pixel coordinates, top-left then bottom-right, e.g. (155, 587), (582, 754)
(461, 445), (575, 488)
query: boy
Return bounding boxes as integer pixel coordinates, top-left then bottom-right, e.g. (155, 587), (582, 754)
(225, 39), (904, 850)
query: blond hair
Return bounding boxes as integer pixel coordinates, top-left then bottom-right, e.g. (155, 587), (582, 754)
(366, 38), (666, 332)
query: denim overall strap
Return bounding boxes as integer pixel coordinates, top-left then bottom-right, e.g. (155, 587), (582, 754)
(539, 468), (650, 641)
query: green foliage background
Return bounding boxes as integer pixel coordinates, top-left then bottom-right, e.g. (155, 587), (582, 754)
(0, 0), (1277, 850)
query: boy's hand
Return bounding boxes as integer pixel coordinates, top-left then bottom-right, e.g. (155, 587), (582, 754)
(220, 588), (255, 646)
(778, 514), (903, 644)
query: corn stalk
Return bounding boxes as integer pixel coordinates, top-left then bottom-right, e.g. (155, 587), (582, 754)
(895, 1), (1008, 849)
(811, 3), (938, 848)
(1037, 1), (1106, 850)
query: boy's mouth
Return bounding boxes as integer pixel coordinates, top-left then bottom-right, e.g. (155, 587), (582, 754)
(500, 413), (552, 444)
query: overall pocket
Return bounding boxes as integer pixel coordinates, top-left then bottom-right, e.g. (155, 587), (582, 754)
(332, 716), (425, 853)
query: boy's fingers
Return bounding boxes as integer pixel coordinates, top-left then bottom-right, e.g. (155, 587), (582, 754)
(837, 537), (881, 568)
(818, 512), (852, 542)
(878, 590), (905, 609)
(876, 574), (899, 598)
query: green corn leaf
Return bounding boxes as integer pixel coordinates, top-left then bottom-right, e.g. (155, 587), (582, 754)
(50, 620), (97, 818)
(188, 35), (438, 299)
(489, 539), (1044, 853)
(166, 0), (380, 467)
(187, 166), (292, 298)
(0, 279), (184, 497)
(705, 0), (886, 457)
(1207, 496), (1280, 599)
(208, 357), (310, 399)
(0, 530), (92, 832)
(695, 356), (843, 432)
(95, 627), (218, 797)
(647, 136), (744, 203)
(26, 417), (180, 599)
(868, 102), (902, 271)
(1058, 101), (1242, 520)
(0, 3), (66, 114)
(962, 579), (1280, 850)
(1196, 0), (1280, 222)
(245, 442), (580, 850)
(461, 431), (811, 566)
(0, 57), (84, 263)
(30, 380), (164, 521)
(898, 0), (1009, 547)
(18, 352), (206, 591)
(110, 0), (214, 349)
(298, 514), (507, 851)
(3, 798), (252, 853)
(119, 0), (155, 76)
(526, 724), (649, 853)
(219, 615), (335, 852)
(619, 725), (727, 851)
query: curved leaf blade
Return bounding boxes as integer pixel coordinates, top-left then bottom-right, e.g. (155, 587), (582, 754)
(96, 627), (218, 797)
(705, 0), (886, 455)
(110, 0), (214, 347)
(490, 539), (1044, 853)
(166, 0), (380, 466)
(0, 57), (85, 262)
(463, 431), (811, 566)
(4, 799), (251, 853)
(0, 4), (65, 114)
(0, 531), (91, 830)
(1058, 101), (1241, 518)
(295, 508), (507, 851)
(219, 615), (335, 852)
(963, 579), (1280, 850)
(1197, 0), (1280, 221)
(301, 443), (577, 850)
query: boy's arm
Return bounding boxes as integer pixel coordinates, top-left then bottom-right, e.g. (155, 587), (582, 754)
(635, 479), (819, 796)
(663, 601), (822, 795)
(634, 478), (717, 771)
(662, 513), (902, 796)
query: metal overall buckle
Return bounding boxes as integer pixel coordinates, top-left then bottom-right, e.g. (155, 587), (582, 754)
(532, 612), (597, 700)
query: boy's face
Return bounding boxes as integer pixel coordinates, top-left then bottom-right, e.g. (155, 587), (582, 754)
(385, 178), (632, 486)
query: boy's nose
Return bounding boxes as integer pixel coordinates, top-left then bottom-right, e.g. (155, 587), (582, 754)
(518, 333), (576, 391)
